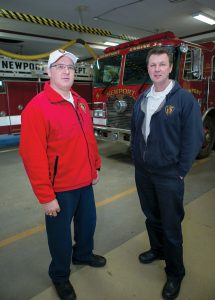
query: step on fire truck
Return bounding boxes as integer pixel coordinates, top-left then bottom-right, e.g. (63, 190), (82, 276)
(92, 31), (215, 158)
(0, 56), (92, 135)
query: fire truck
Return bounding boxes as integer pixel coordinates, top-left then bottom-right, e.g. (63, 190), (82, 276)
(0, 56), (93, 135)
(92, 31), (215, 158)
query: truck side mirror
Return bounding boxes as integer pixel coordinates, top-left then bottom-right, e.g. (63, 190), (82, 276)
(191, 48), (202, 78)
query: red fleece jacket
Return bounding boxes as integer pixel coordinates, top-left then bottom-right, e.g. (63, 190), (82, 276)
(19, 81), (101, 203)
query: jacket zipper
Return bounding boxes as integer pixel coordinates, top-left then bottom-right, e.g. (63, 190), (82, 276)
(72, 102), (93, 176)
(143, 142), (147, 162)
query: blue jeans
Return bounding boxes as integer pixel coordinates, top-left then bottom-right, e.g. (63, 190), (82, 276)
(45, 185), (96, 282)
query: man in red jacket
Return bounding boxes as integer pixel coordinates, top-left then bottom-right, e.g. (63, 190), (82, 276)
(20, 49), (106, 300)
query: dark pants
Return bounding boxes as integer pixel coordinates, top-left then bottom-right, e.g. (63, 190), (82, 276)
(135, 168), (185, 280)
(45, 185), (96, 283)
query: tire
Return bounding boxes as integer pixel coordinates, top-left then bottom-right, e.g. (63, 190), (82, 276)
(198, 116), (215, 159)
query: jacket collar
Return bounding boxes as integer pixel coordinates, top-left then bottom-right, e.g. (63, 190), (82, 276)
(44, 81), (81, 104)
(140, 80), (180, 100)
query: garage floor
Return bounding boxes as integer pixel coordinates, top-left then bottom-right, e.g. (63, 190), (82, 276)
(0, 139), (215, 300)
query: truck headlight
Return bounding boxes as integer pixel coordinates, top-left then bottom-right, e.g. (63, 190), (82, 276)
(93, 109), (105, 118)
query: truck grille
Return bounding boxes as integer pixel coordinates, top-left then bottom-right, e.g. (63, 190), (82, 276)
(106, 95), (135, 129)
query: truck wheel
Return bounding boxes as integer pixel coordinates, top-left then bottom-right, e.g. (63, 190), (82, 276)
(198, 116), (215, 159)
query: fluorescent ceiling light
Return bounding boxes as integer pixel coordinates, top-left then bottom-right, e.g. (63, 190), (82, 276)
(104, 41), (119, 46)
(90, 44), (107, 50)
(193, 13), (215, 25)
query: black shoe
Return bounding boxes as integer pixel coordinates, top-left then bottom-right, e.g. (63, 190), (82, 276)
(139, 250), (164, 264)
(72, 254), (106, 268)
(162, 279), (182, 300)
(53, 280), (76, 300)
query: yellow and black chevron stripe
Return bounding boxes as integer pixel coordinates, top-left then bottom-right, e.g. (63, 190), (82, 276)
(0, 8), (137, 41)
(0, 8), (112, 37)
(0, 8), (137, 59)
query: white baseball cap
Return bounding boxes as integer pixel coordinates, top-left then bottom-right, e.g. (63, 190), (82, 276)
(47, 49), (78, 68)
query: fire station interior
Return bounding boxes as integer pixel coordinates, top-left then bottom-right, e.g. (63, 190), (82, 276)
(0, 1), (215, 300)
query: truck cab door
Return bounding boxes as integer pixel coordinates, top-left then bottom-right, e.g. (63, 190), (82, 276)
(6, 81), (38, 134)
(0, 80), (10, 134)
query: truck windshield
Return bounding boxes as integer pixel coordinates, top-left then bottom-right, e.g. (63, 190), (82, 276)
(123, 46), (179, 85)
(93, 46), (179, 87)
(93, 55), (122, 87)
(123, 49), (150, 85)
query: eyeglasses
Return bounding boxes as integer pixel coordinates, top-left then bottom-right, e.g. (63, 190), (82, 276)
(51, 64), (75, 71)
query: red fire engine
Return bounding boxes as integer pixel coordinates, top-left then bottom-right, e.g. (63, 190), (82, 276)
(92, 31), (215, 158)
(0, 56), (93, 135)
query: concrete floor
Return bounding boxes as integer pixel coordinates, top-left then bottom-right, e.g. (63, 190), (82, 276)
(0, 138), (215, 300)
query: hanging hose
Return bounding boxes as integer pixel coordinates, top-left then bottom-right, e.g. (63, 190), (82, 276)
(0, 39), (97, 60)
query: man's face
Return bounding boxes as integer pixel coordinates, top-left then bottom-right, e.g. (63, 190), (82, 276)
(48, 56), (75, 92)
(147, 53), (173, 88)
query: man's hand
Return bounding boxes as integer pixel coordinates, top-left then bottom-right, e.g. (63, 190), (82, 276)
(92, 170), (100, 185)
(42, 198), (61, 217)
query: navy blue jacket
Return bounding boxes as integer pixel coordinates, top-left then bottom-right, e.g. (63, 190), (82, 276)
(131, 81), (204, 178)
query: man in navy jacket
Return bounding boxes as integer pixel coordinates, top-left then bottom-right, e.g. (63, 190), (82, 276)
(131, 47), (203, 299)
